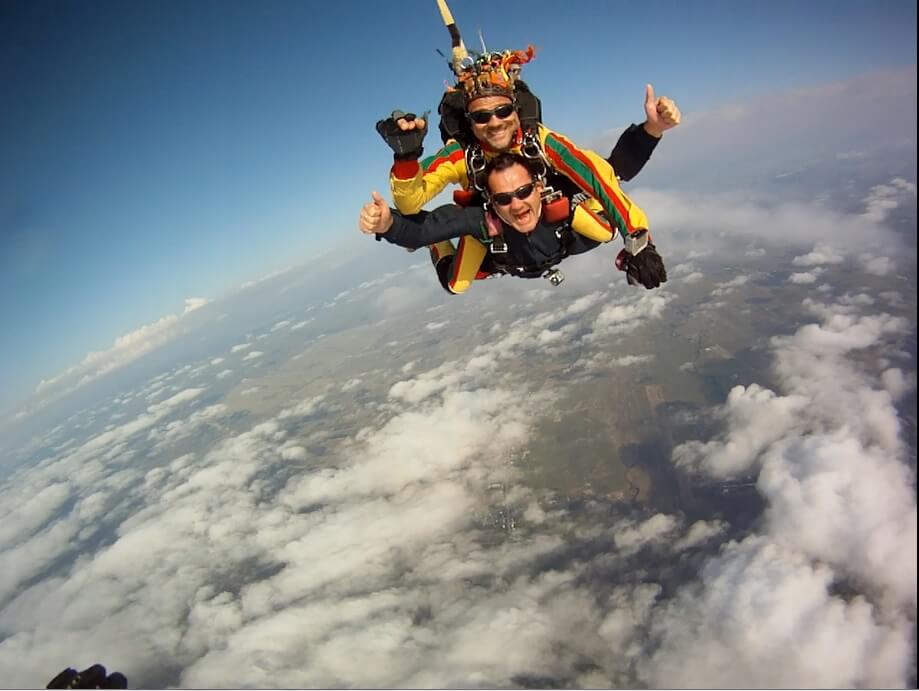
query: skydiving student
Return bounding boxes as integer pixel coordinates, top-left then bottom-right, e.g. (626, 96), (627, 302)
(359, 153), (667, 294)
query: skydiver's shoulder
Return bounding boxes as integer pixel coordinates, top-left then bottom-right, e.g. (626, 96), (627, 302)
(420, 139), (466, 170)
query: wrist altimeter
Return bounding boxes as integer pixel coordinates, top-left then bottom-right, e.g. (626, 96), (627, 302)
(623, 228), (649, 256)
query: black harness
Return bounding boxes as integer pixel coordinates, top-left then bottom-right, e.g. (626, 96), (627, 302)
(438, 81), (580, 282)
(478, 194), (584, 279)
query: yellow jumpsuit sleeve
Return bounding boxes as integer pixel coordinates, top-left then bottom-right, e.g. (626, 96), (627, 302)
(569, 197), (618, 243)
(539, 125), (649, 238)
(389, 140), (470, 214)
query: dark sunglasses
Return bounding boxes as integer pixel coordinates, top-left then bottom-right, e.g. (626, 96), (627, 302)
(490, 181), (536, 206)
(466, 103), (516, 125)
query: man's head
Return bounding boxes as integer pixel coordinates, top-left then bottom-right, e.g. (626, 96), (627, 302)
(455, 49), (533, 152)
(484, 153), (542, 233)
(466, 95), (520, 152)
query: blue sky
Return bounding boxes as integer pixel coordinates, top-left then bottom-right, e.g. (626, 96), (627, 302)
(1, 0), (916, 415)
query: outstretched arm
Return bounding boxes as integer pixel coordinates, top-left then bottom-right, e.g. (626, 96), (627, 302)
(607, 84), (681, 181)
(541, 127), (650, 238)
(359, 192), (486, 250)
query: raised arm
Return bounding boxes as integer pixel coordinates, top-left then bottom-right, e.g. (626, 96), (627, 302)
(376, 111), (469, 214)
(608, 84), (681, 181)
(359, 192), (486, 250)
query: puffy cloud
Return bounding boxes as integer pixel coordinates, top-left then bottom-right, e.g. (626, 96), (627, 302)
(861, 177), (918, 223)
(591, 292), (673, 335)
(858, 253), (896, 276)
(639, 537), (913, 688)
(613, 514), (680, 553)
(793, 244), (845, 267)
(674, 384), (808, 478)
(666, 292), (916, 685)
(674, 519), (727, 551)
(789, 269), (823, 284)
(183, 298), (209, 314)
(712, 275), (749, 296)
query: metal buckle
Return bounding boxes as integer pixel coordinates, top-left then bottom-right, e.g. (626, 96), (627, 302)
(544, 268), (565, 286)
(466, 145), (487, 192)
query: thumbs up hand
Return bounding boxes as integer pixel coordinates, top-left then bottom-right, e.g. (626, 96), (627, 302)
(643, 84), (682, 138)
(359, 191), (393, 234)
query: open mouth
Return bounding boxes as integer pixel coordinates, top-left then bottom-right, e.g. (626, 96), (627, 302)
(512, 209), (534, 226)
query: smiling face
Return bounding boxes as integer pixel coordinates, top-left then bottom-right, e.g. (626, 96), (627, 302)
(466, 95), (520, 152)
(487, 162), (542, 233)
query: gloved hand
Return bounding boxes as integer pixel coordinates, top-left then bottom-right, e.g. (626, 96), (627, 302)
(47, 664), (127, 689)
(616, 242), (667, 289)
(375, 110), (429, 160)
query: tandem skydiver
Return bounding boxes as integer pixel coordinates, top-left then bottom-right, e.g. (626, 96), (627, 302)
(373, 40), (679, 292)
(358, 152), (666, 294)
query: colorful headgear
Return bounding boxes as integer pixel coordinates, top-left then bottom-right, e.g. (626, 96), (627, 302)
(453, 46), (536, 106)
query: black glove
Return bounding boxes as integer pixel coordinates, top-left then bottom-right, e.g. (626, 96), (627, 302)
(616, 242), (667, 289)
(47, 665), (127, 689)
(375, 110), (429, 161)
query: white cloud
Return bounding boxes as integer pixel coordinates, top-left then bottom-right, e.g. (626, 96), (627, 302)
(666, 292), (916, 686)
(239, 266), (294, 290)
(183, 298), (209, 314)
(674, 520), (727, 551)
(858, 254), (895, 276)
(712, 275), (748, 296)
(861, 177), (917, 223)
(613, 514), (680, 553)
(591, 292), (673, 335)
(148, 404), (228, 450)
(639, 537), (913, 688)
(341, 378), (362, 392)
(789, 269), (823, 284)
(792, 244), (845, 267)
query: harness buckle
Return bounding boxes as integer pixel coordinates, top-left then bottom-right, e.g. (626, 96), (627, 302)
(544, 268), (565, 286)
(490, 237), (508, 253)
(466, 144), (488, 192)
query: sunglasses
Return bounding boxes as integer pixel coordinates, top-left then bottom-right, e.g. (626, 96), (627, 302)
(490, 181), (536, 206)
(466, 103), (516, 125)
